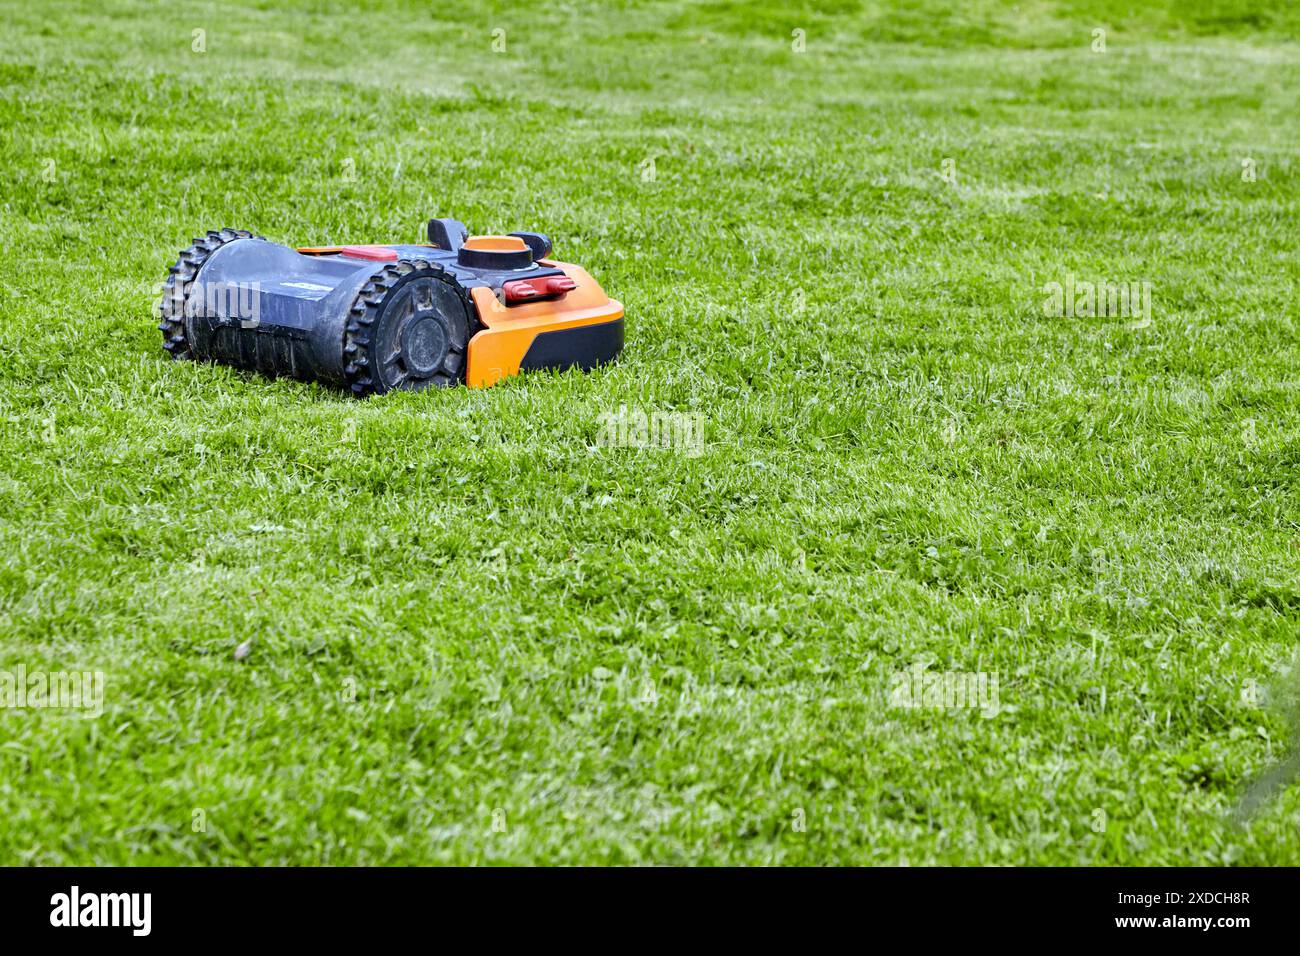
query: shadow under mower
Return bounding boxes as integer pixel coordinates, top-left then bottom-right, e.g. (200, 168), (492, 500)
(158, 217), (624, 396)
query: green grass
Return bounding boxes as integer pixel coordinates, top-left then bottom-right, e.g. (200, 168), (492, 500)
(1, 0), (1299, 865)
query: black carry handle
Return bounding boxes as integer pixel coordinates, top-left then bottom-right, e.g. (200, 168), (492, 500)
(427, 218), (468, 251)
(427, 219), (553, 261)
(509, 232), (553, 260)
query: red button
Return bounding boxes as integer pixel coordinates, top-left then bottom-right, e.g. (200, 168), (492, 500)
(340, 245), (398, 261)
(503, 274), (577, 304)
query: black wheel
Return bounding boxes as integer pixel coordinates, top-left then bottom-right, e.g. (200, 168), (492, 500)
(343, 259), (477, 397)
(158, 228), (261, 361)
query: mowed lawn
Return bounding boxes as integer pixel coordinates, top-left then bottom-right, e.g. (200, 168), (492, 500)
(0, 0), (1298, 865)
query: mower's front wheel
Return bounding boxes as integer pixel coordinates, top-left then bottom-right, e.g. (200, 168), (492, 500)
(343, 259), (477, 397)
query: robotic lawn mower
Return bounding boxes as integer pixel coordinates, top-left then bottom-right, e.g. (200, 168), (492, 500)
(157, 217), (624, 396)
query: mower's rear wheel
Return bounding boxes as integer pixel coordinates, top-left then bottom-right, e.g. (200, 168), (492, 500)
(158, 228), (261, 361)
(343, 259), (477, 397)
